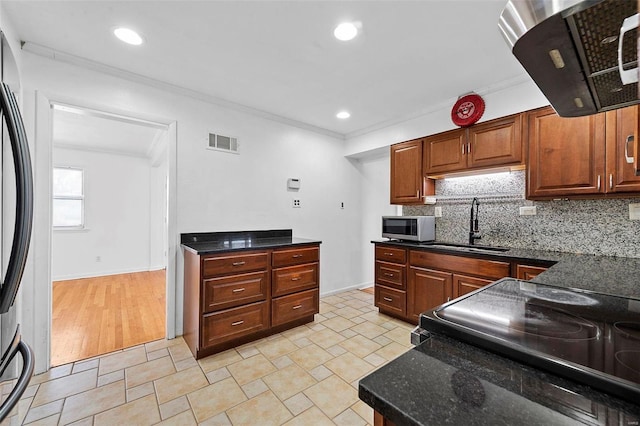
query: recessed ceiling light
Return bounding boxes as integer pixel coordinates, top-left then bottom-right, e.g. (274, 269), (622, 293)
(113, 27), (143, 45)
(334, 22), (359, 41)
(336, 111), (351, 119)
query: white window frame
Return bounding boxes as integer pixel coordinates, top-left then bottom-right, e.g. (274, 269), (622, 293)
(52, 166), (85, 230)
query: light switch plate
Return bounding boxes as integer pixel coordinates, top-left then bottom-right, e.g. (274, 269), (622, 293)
(519, 206), (537, 216)
(434, 206), (442, 217)
(629, 203), (640, 220)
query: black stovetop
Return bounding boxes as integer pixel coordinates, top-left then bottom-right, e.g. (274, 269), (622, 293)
(420, 278), (640, 404)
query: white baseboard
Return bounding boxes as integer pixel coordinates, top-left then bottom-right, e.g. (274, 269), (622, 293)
(320, 281), (374, 298)
(52, 266), (165, 281)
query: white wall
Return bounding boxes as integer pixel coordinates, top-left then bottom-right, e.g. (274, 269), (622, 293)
(352, 149), (397, 286)
(19, 51), (364, 355)
(344, 79), (550, 157)
(51, 147), (161, 280)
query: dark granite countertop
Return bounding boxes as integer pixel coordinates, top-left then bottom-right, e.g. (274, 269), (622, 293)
(373, 239), (640, 300)
(181, 229), (321, 255)
(359, 334), (640, 426)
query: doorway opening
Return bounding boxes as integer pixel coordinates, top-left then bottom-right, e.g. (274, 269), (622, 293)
(50, 103), (169, 366)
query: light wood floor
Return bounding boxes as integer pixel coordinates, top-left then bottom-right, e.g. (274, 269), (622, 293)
(52, 270), (166, 366)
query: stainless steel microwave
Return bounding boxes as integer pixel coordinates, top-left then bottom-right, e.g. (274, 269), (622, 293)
(382, 216), (435, 242)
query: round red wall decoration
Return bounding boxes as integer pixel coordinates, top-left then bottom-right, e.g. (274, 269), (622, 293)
(451, 93), (485, 127)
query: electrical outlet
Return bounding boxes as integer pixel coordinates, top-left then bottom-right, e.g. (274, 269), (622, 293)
(292, 199), (301, 208)
(630, 203), (640, 220)
(434, 206), (442, 218)
(341, 202), (344, 209)
(519, 206), (537, 216)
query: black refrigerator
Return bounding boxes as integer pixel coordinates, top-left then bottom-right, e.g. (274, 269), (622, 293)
(0, 31), (34, 420)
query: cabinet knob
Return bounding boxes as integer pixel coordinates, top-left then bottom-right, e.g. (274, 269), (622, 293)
(292, 254), (303, 258)
(232, 261), (246, 266)
(232, 288), (245, 293)
(383, 273), (394, 277)
(610, 174), (613, 190)
(383, 252), (393, 256)
(383, 297), (393, 302)
(292, 305), (303, 310)
(291, 277), (301, 281)
(231, 320), (244, 326)
(597, 175), (601, 191)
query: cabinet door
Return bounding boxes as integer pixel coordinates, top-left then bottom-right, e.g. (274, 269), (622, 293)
(452, 274), (494, 298)
(527, 106), (606, 199)
(606, 106), (640, 192)
(468, 114), (523, 169)
(407, 267), (452, 323)
(424, 129), (467, 174)
(390, 139), (424, 204)
(515, 264), (547, 281)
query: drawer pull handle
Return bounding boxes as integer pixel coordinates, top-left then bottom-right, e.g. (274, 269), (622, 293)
(292, 305), (303, 310)
(232, 261), (246, 266)
(383, 297), (393, 302)
(383, 273), (394, 277)
(231, 320), (244, 326)
(291, 277), (301, 281)
(383, 252), (393, 256)
(232, 288), (245, 293)
(292, 254), (303, 258)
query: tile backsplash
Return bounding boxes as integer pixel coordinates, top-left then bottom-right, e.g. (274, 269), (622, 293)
(404, 171), (640, 258)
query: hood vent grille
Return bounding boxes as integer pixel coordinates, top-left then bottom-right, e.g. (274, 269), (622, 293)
(570, 0), (637, 110)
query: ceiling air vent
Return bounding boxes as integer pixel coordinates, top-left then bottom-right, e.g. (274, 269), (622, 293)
(208, 133), (239, 154)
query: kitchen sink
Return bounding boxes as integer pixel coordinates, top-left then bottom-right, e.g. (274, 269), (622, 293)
(422, 242), (509, 253)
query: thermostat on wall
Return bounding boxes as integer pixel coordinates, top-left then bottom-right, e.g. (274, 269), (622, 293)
(287, 178), (301, 190)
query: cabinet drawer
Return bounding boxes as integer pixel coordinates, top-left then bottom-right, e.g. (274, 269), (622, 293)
(203, 271), (268, 313)
(453, 274), (494, 298)
(409, 250), (509, 280)
(375, 246), (407, 264)
(515, 264), (548, 281)
(375, 261), (405, 289)
(374, 285), (406, 317)
(203, 251), (269, 277)
(202, 301), (269, 348)
(273, 263), (318, 297)
(272, 289), (319, 326)
(272, 246), (319, 268)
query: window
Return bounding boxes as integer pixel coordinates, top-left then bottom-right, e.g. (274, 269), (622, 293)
(53, 167), (84, 228)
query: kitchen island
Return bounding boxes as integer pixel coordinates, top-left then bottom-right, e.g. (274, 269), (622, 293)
(181, 229), (321, 359)
(361, 241), (640, 425)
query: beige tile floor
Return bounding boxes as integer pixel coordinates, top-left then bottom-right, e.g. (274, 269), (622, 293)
(1, 289), (415, 425)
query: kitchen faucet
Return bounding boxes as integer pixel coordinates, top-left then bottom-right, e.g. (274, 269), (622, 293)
(469, 197), (481, 245)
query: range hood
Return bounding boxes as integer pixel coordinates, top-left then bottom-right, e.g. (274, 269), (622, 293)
(499, 0), (638, 117)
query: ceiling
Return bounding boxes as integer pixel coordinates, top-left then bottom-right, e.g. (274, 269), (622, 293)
(4, 0), (529, 138)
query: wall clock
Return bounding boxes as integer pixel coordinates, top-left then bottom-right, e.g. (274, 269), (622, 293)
(451, 93), (485, 127)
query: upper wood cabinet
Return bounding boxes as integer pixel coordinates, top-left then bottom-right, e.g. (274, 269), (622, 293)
(606, 106), (640, 192)
(424, 114), (524, 175)
(390, 139), (435, 204)
(527, 105), (640, 199)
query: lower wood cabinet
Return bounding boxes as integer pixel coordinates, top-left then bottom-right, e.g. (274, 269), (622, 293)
(407, 267), (452, 323)
(375, 243), (516, 325)
(272, 288), (319, 326)
(202, 301), (269, 348)
(374, 285), (406, 318)
(184, 243), (320, 359)
(515, 264), (548, 281)
(453, 274), (494, 298)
